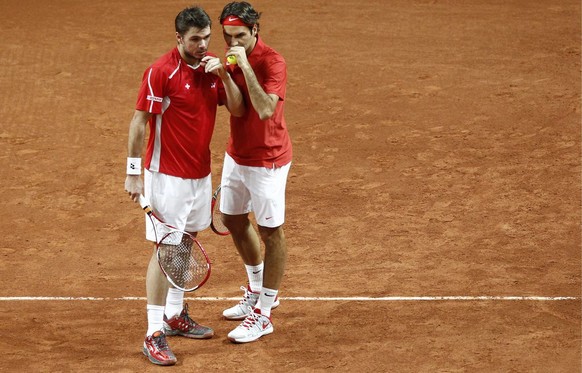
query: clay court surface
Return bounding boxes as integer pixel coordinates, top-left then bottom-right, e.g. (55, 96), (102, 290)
(0, 0), (580, 371)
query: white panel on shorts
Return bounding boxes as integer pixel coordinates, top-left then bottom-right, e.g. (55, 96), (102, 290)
(220, 153), (291, 228)
(144, 170), (212, 241)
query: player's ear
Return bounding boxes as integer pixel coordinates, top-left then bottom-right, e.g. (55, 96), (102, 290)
(175, 32), (183, 44)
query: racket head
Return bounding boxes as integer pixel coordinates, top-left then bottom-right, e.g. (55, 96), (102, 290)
(156, 230), (211, 292)
(210, 185), (230, 236)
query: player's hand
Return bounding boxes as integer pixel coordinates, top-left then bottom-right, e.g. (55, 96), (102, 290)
(226, 46), (248, 68)
(124, 175), (143, 202)
(202, 56), (226, 78)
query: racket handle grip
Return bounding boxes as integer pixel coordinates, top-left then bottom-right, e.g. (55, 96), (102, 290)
(138, 194), (153, 214)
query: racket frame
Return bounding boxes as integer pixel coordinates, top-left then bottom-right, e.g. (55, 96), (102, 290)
(139, 195), (211, 292)
(210, 185), (231, 236)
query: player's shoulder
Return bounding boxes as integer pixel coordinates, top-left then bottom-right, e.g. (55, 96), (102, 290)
(270, 51), (285, 65)
(255, 37), (285, 64)
(263, 50), (286, 73)
(262, 44), (285, 66)
(148, 48), (181, 74)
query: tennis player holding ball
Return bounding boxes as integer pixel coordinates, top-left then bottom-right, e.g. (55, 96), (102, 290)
(218, 2), (293, 343)
(124, 6), (243, 366)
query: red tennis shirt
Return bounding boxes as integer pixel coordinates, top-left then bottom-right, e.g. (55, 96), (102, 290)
(226, 36), (292, 168)
(135, 47), (226, 179)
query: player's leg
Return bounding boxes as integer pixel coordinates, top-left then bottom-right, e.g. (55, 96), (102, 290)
(158, 174), (214, 339)
(253, 161), (290, 313)
(145, 247), (172, 335)
(222, 213), (262, 265)
(257, 224), (287, 316)
(141, 170), (176, 365)
(219, 154), (260, 265)
(220, 213), (266, 319)
(227, 162), (290, 343)
(143, 247), (176, 365)
(220, 154), (267, 319)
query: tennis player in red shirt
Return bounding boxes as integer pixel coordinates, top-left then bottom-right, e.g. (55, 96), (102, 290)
(217, 2), (293, 343)
(124, 6), (244, 365)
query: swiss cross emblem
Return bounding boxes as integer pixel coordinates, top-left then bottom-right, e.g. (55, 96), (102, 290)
(185, 83), (190, 89)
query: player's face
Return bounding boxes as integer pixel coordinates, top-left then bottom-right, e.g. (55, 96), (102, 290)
(222, 25), (257, 55)
(177, 26), (211, 62)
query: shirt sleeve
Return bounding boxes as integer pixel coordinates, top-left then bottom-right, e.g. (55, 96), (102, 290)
(135, 66), (167, 114)
(262, 55), (287, 101)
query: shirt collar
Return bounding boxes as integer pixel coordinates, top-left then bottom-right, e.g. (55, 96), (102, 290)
(247, 35), (266, 63)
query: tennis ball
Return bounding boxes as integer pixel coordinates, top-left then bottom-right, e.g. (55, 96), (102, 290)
(227, 55), (237, 65)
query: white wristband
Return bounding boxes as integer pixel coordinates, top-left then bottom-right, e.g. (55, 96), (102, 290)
(126, 157), (142, 175)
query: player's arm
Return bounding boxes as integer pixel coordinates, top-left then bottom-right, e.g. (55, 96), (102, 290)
(238, 64), (278, 120)
(202, 56), (245, 117)
(125, 109), (152, 202)
(224, 46), (282, 120)
(220, 72), (245, 117)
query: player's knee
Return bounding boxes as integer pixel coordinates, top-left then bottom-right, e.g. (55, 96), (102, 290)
(258, 225), (284, 246)
(222, 214), (250, 233)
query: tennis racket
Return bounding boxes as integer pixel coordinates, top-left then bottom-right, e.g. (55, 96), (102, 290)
(138, 195), (211, 292)
(210, 185), (230, 236)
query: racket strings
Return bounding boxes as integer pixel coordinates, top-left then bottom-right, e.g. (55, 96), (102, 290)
(158, 232), (208, 289)
(212, 209), (229, 234)
(211, 189), (230, 236)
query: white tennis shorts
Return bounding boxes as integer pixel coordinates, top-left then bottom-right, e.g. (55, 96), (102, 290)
(220, 153), (291, 228)
(144, 169), (212, 241)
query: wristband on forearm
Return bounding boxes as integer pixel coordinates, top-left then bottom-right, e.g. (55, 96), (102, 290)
(126, 157), (141, 175)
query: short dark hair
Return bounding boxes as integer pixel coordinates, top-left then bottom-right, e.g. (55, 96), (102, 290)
(220, 1), (261, 33)
(175, 6), (212, 36)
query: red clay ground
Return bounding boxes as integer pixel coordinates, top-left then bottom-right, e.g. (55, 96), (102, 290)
(0, 0), (580, 371)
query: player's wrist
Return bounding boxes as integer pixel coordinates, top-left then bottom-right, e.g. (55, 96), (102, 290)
(126, 157), (142, 175)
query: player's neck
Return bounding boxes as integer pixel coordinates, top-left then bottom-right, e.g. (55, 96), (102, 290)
(248, 36), (258, 55)
(178, 46), (201, 68)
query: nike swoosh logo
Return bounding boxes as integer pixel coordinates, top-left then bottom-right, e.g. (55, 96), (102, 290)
(252, 270), (262, 274)
(262, 322), (270, 330)
(228, 16), (238, 21)
(265, 217), (272, 220)
(264, 294), (275, 297)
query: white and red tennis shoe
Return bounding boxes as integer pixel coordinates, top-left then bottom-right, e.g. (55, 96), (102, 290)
(227, 308), (274, 343)
(222, 285), (280, 320)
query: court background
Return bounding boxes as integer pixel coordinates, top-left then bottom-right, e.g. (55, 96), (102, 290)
(0, 0), (580, 371)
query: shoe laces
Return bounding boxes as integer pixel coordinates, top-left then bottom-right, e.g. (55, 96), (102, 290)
(176, 303), (197, 328)
(238, 286), (259, 307)
(152, 332), (171, 351)
(241, 307), (266, 330)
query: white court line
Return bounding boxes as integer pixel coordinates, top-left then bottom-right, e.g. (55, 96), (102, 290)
(0, 296), (578, 301)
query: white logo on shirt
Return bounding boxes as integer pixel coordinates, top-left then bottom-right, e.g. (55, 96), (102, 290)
(146, 95), (163, 102)
(185, 83), (191, 89)
(211, 83), (216, 88)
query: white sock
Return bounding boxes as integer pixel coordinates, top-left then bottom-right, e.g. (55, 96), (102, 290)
(146, 304), (165, 336)
(245, 263), (264, 293)
(164, 288), (184, 319)
(259, 287), (278, 318)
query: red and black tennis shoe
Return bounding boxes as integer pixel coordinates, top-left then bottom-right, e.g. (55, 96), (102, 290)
(142, 330), (177, 366)
(164, 303), (214, 339)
